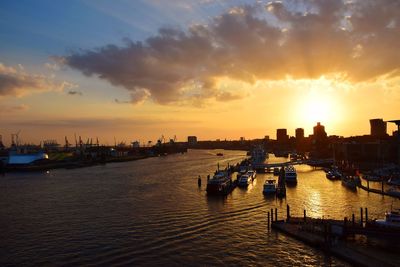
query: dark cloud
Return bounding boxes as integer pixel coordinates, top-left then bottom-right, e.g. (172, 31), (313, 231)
(63, 0), (400, 104)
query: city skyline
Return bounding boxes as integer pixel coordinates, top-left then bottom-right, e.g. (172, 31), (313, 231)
(1, 0), (399, 144)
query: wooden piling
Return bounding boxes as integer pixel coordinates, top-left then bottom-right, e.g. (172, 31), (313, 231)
(271, 209), (274, 222)
(275, 208), (278, 221)
(304, 209), (306, 222)
(365, 207), (368, 224)
(360, 207), (363, 226)
(286, 204), (290, 222)
(352, 213), (355, 226)
(367, 180), (369, 190)
(267, 212), (270, 229)
(381, 180), (384, 192)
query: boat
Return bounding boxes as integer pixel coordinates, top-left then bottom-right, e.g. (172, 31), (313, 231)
(387, 177), (400, 186)
(284, 165), (297, 183)
(247, 170), (256, 180)
(374, 210), (400, 228)
(263, 179), (277, 195)
(7, 149), (48, 165)
(236, 168), (248, 180)
(216, 153), (223, 156)
(238, 174), (252, 187)
(326, 169), (342, 180)
(341, 175), (360, 190)
(273, 167), (280, 176)
(206, 170), (234, 195)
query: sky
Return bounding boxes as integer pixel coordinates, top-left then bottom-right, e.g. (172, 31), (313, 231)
(0, 0), (399, 145)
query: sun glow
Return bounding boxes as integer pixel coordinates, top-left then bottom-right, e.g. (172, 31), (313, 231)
(292, 78), (344, 134)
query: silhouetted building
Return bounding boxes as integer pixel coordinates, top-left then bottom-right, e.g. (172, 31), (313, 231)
(187, 136), (197, 145)
(370, 118), (387, 137)
(295, 128), (304, 140)
(313, 122), (327, 140)
(276, 129), (288, 142)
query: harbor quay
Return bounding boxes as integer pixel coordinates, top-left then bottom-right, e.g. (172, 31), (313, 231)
(268, 205), (400, 267)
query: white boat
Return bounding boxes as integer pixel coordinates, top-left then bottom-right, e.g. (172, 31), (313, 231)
(263, 179), (277, 194)
(375, 210), (400, 228)
(236, 168), (248, 180)
(284, 165), (297, 183)
(247, 170), (256, 180)
(238, 174), (252, 187)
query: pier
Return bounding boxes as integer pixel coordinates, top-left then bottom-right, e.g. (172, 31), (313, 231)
(268, 205), (400, 267)
(252, 158), (334, 171)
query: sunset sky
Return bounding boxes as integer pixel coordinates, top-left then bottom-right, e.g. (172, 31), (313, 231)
(0, 0), (399, 145)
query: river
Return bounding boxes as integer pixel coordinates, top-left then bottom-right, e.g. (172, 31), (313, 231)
(1, 149), (399, 266)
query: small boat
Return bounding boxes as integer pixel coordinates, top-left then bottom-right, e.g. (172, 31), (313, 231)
(284, 165), (297, 184)
(341, 175), (360, 190)
(236, 168), (248, 180)
(263, 179), (277, 194)
(238, 174), (252, 187)
(374, 210), (400, 228)
(326, 170), (341, 180)
(216, 153), (223, 156)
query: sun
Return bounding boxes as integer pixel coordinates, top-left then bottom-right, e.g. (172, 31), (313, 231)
(295, 88), (340, 132)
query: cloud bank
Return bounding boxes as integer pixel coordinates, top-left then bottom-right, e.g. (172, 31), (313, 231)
(0, 62), (75, 98)
(64, 0), (400, 105)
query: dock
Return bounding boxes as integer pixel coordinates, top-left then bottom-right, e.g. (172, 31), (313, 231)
(268, 205), (400, 267)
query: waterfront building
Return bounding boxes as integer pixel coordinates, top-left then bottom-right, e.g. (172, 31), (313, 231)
(295, 128), (304, 140)
(187, 136), (197, 145)
(313, 122), (327, 140)
(370, 118), (387, 137)
(276, 129), (288, 142)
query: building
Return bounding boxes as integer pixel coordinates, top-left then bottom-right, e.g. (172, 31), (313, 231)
(187, 136), (197, 145)
(276, 129), (288, 142)
(313, 122), (327, 140)
(370, 118), (387, 137)
(295, 128), (304, 140)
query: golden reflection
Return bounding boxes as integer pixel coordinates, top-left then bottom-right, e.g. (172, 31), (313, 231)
(307, 191), (322, 217)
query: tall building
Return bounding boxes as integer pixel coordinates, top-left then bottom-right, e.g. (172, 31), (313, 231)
(370, 118), (387, 137)
(295, 128), (304, 140)
(276, 129), (288, 142)
(313, 122), (327, 140)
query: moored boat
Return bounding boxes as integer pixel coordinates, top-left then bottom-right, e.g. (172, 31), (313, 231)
(341, 175), (360, 190)
(263, 179), (277, 195)
(247, 170), (256, 180)
(374, 210), (400, 228)
(284, 165), (297, 184)
(206, 170), (234, 195)
(238, 174), (252, 187)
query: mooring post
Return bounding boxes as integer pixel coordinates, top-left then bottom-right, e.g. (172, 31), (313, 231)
(275, 208), (278, 221)
(304, 209), (306, 222)
(207, 174), (210, 181)
(352, 213), (355, 226)
(381, 180), (384, 192)
(367, 180), (369, 190)
(286, 204), (290, 222)
(267, 212), (270, 229)
(198, 176), (201, 187)
(360, 207), (363, 226)
(365, 207), (368, 225)
(271, 209), (274, 222)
